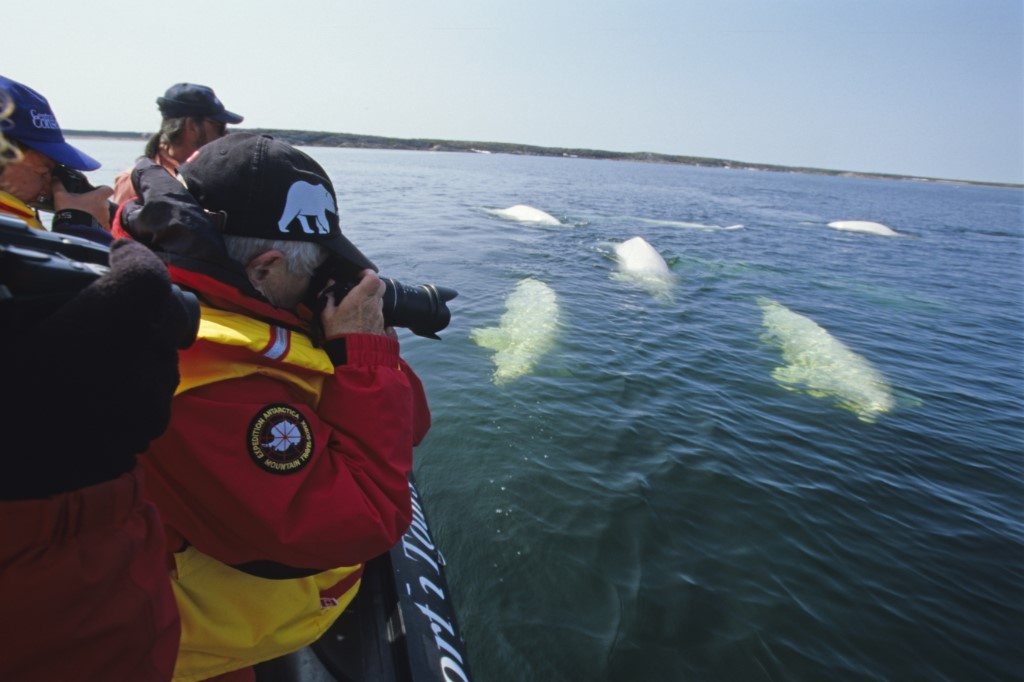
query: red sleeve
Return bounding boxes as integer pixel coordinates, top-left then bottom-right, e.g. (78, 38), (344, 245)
(142, 334), (430, 570)
(400, 357), (431, 446)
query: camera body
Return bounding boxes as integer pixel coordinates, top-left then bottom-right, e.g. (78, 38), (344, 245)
(307, 261), (458, 340)
(29, 165), (118, 222)
(28, 165), (94, 211)
(0, 214), (200, 347)
(53, 165), (95, 194)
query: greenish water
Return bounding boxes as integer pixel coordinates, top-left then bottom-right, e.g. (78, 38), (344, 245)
(85, 139), (1024, 681)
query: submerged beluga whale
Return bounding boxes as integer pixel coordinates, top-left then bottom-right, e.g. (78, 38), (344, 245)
(612, 236), (675, 299)
(758, 298), (895, 422)
(470, 278), (560, 384)
(488, 205), (562, 226)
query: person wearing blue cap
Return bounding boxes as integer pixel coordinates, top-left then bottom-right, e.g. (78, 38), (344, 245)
(112, 83), (243, 204)
(0, 79), (195, 682)
(0, 75), (115, 244)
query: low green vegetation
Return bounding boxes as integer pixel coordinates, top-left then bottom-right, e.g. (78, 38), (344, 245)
(64, 128), (1019, 188)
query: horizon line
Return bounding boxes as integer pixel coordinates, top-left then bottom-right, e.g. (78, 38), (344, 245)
(64, 128), (1024, 189)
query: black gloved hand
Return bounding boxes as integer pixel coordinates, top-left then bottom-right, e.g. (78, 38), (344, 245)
(0, 240), (189, 500)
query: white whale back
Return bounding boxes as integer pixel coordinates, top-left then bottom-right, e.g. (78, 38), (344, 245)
(614, 236), (671, 276)
(612, 236), (674, 299)
(489, 204), (562, 225)
(827, 220), (899, 236)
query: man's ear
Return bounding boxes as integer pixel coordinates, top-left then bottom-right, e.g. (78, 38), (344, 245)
(245, 250), (284, 288)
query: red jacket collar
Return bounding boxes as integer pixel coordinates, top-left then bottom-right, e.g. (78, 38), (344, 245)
(168, 266), (309, 329)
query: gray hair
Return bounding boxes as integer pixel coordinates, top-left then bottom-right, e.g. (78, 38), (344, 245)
(223, 235), (328, 277)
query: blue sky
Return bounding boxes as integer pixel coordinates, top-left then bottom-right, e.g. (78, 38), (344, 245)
(5, 0), (1022, 183)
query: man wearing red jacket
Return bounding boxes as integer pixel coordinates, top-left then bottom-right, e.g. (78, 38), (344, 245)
(117, 133), (430, 681)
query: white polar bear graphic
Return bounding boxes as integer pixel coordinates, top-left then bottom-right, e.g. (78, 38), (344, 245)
(277, 181), (336, 235)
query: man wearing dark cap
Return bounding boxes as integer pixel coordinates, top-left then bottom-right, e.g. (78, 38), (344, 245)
(114, 133), (430, 680)
(112, 83), (243, 204)
(0, 75), (116, 243)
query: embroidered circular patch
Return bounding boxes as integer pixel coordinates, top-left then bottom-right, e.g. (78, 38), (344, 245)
(247, 404), (314, 475)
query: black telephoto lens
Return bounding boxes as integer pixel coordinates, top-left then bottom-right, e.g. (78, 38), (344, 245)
(307, 266), (458, 341)
(381, 279), (458, 340)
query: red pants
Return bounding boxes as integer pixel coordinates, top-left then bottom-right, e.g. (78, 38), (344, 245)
(0, 467), (180, 681)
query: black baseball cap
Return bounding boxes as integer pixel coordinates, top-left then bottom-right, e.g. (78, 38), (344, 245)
(0, 75), (100, 170)
(156, 83), (243, 124)
(179, 133), (376, 275)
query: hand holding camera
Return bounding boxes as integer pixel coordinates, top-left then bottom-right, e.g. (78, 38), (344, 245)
(320, 269), (388, 338)
(51, 173), (114, 229)
(306, 260), (457, 341)
(30, 165), (118, 229)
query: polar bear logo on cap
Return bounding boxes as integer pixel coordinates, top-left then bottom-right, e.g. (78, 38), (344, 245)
(278, 181), (336, 235)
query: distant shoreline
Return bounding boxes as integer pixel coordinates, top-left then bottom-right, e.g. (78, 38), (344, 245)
(65, 128), (1022, 189)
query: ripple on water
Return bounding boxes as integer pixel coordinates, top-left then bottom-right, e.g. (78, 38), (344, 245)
(76, 140), (1024, 681)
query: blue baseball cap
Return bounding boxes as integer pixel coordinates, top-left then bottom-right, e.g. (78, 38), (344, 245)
(0, 75), (101, 171)
(156, 83), (244, 124)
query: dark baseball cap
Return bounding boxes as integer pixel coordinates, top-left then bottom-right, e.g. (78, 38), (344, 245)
(0, 75), (100, 170)
(156, 83), (243, 124)
(179, 133), (376, 275)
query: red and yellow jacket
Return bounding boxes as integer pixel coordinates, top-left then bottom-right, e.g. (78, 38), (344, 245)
(0, 190), (43, 228)
(140, 267), (430, 681)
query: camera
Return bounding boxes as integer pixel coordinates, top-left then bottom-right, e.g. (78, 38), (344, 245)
(52, 165), (95, 194)
(29, 165), (95, 208)
(307, 262), (458, 340)
(0, 214), (200, 348)
(29, 165), (119, 222)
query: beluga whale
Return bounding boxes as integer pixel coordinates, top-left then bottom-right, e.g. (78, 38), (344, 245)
(470, 278), (559, 385)
(827, 220), (899, 237)
(758, 298), (895, 423)
(487, 204), (562, 226)
(612, 236), (675, 299)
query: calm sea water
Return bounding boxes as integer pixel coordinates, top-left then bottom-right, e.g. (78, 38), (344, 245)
(81, 138), (1024, 681)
